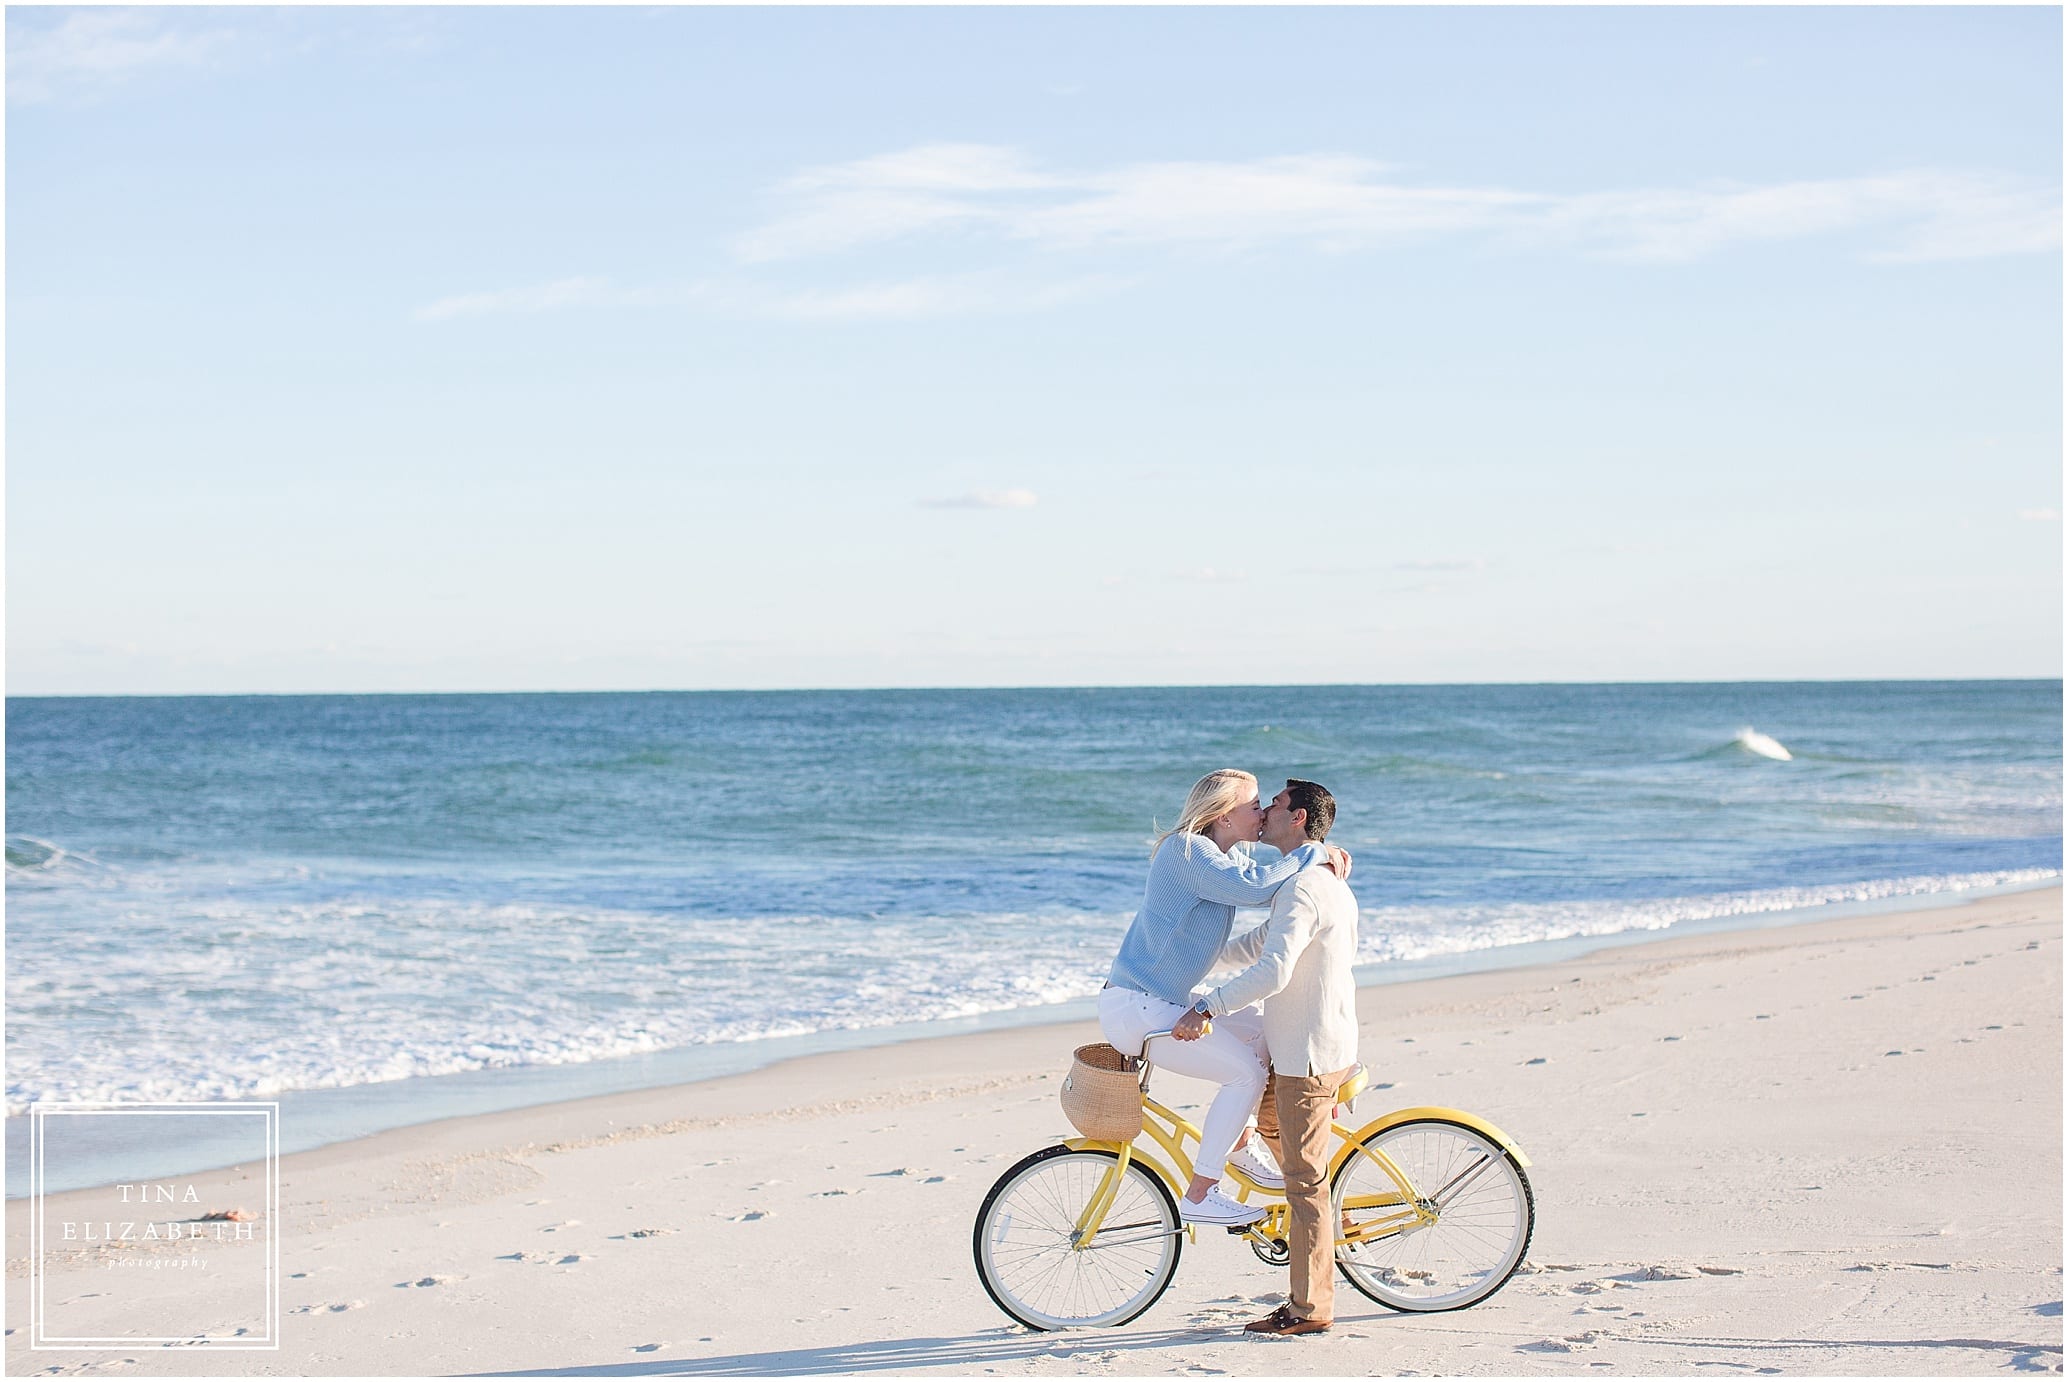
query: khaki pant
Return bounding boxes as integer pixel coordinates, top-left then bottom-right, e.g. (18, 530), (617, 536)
(1255, 1063), (1358, 1322)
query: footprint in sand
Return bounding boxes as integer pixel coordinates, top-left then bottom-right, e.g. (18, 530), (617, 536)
(1629, 1265), (1695, 1281)
(289, 1301), (367, 1314)
(811, 1188), (858, 1198)
(498, 1251), (555, 1264)
(633, 1343), (665, 1353)
(624, 1228), (676, 1239)
(1184, 1300), (1256, 1324)
(727, 1210), (771, 1222)
(401, 1275), (463, 1288)
(923, 1175), (953, 1184)
(1697, 1266), (1742, 1276)
(870, 1168), (917, 1178)
(1520, 1331), (1605, 1353)
(557, 1254), (591, 1266)
(541, 1220), (581, 1232)
(1525, 1057), (1547, 1066)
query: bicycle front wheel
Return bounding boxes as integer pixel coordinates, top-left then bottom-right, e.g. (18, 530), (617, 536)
(972, 1145), (1183, 1330)
(1333, 1118), (1534, 1312)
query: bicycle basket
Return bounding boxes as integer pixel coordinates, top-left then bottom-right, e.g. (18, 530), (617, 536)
(1060, 1042), (1144, 1142)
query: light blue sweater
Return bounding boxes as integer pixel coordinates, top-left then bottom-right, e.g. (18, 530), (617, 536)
(1105, 835), (1326, 1007)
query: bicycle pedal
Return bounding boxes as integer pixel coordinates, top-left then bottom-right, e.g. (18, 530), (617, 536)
(1225, 1225), (1252, 1236)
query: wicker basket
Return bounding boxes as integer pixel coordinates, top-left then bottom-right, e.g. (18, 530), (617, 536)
(1060, 1042), (1144, 1141)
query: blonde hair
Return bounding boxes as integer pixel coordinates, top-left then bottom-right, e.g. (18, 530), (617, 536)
(1151, 769), (1259, 858)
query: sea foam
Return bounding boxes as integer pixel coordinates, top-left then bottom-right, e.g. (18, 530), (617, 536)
(6, 869), (2056, 1114)
(1735, 728), (1794, 761)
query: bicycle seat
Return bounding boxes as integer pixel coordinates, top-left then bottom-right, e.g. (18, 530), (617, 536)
(1334, 1065), (1368, 1106)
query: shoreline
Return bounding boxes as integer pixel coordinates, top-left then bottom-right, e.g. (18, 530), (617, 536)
(9, 872), (2058, 1197)
(8, 883), (2058, 1375)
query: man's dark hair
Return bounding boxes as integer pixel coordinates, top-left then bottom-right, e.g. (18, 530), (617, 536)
(1283, 779), (1336, 842)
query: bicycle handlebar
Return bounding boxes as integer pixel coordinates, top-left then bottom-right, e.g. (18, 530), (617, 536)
(1135, 1021), (1208, 1060)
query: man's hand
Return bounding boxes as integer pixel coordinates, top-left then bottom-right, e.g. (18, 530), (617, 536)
(1172, 1006), (1212, 1042)
(1324, 844), (1353, 879)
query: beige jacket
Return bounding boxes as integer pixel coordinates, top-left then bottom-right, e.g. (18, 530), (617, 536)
(1200, 861), (1359, 1077)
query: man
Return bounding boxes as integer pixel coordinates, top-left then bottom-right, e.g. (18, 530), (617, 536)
(1171, 778), (1358, 1337)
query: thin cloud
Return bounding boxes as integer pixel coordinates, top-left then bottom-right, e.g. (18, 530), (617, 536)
(920, 489), (1039, 510)
(7, 8), (235, 105)
(9, 9), (445, 106)
(413, 271), (1123, 324)
(738, 143), (2060, 266)
(1394, 558), (1489, 572)
(1543, 172), (2063, 263)
(760, 272), (1125, 322)
(417, 146), (2059, 326)
(413, 277), (697, 322)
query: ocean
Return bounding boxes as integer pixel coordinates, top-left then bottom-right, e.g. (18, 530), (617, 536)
(6, 681), (2059, 1189)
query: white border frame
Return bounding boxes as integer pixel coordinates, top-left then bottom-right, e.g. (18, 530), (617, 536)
(28, 1102), (280, 1351)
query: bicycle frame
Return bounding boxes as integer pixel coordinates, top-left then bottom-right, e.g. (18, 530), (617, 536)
(1061, 1052), (1531, 1255)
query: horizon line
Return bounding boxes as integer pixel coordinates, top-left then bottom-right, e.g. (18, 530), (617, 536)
(6, 674), (2062, 702)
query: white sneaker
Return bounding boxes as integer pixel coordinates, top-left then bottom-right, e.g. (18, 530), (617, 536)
(1225, 1134), (1285, 1190)
(1179, 1187), (1267, 1227)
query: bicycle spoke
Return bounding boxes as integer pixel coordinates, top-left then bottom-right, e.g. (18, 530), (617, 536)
(976, 1150), (1183, 1329)
(1332, 1121), (1531, 1313)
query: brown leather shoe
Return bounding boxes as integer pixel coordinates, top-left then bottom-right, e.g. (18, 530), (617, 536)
(1244, 1305), (1332, 1335)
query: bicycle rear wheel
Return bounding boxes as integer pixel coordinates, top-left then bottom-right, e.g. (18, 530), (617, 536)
(972, 1145), (1183, 1330)
(1332, 1118), (1534, 1312)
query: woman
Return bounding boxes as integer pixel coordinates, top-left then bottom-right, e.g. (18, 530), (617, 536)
(1099, 768), (1349, 1227)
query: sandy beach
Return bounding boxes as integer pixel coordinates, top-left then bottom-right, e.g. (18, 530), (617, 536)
(7, 885), (2060, 1377)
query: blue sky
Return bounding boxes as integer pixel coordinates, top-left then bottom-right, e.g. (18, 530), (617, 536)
(7, 5), (2061, 695)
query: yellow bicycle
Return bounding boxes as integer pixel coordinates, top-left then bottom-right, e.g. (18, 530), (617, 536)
(973, 1032), (1535, 1330)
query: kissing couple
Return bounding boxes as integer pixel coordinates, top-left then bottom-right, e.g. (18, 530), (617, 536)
(1099, 769), (1361, 1337)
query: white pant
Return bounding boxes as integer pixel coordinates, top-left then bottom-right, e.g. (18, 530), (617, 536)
(1098, 986), (1269, 1181)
